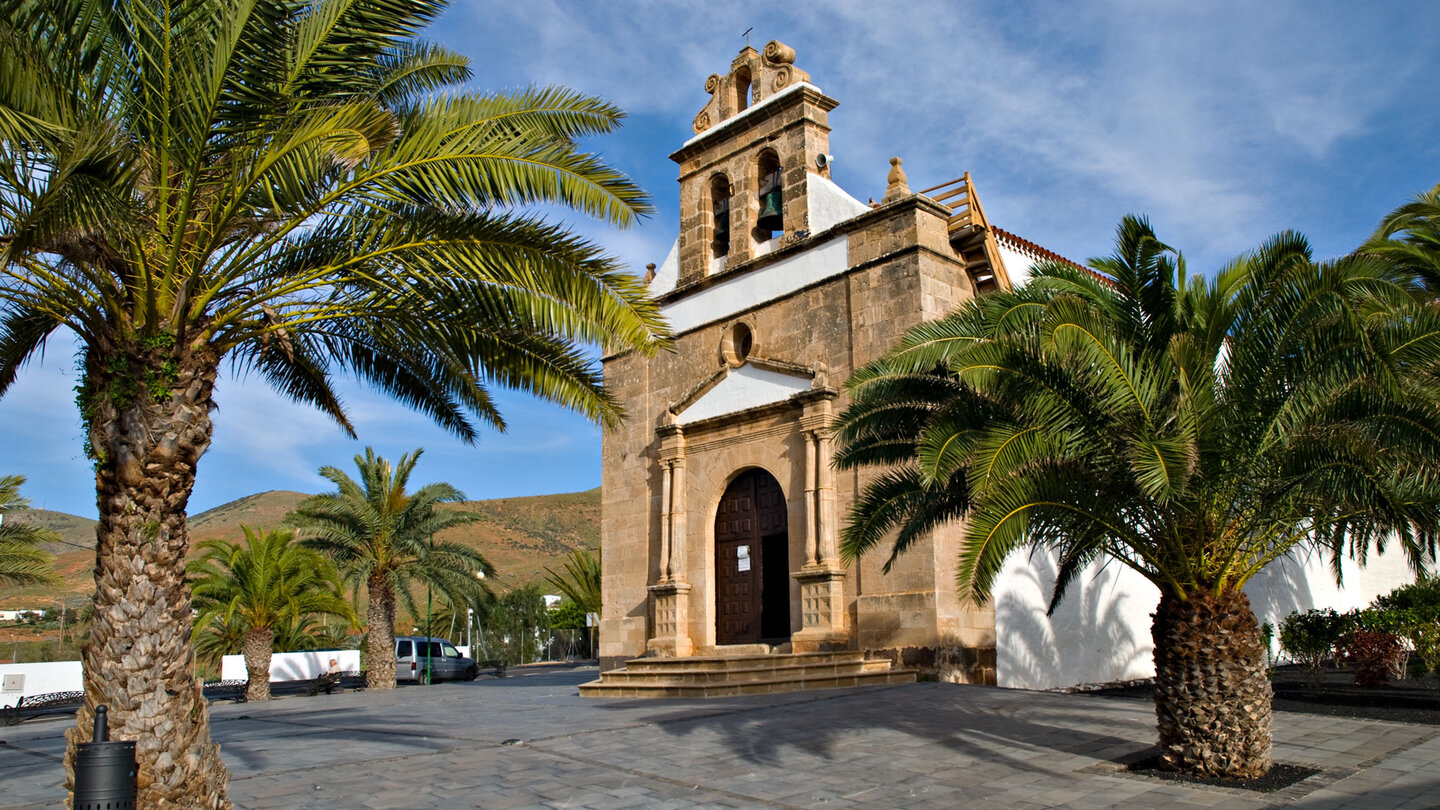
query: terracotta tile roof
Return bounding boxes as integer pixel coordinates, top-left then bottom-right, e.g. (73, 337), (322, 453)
(991, 225), (1083, 270)
(991, 225), (1110, 285)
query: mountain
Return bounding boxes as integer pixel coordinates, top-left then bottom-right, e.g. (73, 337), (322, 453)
(0, 488), (601, 608)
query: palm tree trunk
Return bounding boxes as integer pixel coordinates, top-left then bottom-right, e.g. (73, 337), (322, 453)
(366, 575), (397, 688)
(64, 346), (231, 809)
(1151, 589), (1273, 779)
(243, 628), (274, 702)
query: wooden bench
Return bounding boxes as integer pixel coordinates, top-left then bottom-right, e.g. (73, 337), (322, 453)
(306, 670), (363, 695)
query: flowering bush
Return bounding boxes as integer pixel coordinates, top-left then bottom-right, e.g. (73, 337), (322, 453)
(1339, 629), (1407, 686)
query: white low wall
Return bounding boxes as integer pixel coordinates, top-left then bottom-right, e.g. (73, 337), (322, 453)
(994, 545), (1420, 690)
(220, 649), (361, 682)
(0, 661), (84, 708)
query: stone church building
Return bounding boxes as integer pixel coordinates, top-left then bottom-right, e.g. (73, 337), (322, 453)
(591, 42), (1414, 694)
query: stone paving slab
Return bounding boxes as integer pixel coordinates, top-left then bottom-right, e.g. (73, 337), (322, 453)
(4, 665), (1440, 808)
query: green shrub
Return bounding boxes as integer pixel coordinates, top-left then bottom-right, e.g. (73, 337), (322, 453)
(1368, 579), (1440, 679)
(1412, 624), (1440, 679)
(1374, 579), (1440, 616)
(1279, 608), (1349, 691)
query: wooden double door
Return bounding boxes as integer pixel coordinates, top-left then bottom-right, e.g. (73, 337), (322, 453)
(714, 469), (792, 645)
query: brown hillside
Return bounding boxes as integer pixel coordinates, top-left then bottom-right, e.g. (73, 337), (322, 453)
(1, 488), (601, 609)
(9, 508), (97, 555)
(2, 510), (99, 607)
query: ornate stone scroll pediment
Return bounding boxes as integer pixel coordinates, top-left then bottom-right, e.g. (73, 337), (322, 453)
(692, 40), (813, 135)
(665, 358), (820, 427)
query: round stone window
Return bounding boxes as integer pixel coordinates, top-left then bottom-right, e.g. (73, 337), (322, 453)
(721, 322), (755, 367)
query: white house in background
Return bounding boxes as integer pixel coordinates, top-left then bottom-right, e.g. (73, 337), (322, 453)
(0, 610), (46, 622)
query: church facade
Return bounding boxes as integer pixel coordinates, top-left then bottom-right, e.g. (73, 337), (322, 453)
(598, 41), (1051, 683)
(598, 42), (1417, 689)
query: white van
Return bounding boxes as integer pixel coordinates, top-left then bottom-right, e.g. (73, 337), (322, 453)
(393, 636), (478, 683)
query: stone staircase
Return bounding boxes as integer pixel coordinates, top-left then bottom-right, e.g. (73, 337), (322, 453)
(578, 651), (916, 698)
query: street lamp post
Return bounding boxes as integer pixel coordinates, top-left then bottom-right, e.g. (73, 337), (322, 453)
(424, 531), (433, 684)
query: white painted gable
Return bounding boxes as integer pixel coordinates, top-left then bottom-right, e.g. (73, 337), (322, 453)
(807, 173), (870, 234)
(996, 241), (1038, 288)
(674, 364), (812, 425)
(648, 237), (681, 297)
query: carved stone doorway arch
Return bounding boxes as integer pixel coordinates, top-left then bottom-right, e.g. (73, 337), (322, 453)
(714, 468), (791, 645)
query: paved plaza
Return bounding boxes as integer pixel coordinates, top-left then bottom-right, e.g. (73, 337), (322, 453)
(3, 666), (1439, 809)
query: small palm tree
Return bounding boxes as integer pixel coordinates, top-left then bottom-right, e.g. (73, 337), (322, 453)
(193, 611), (353, 675)
(427, 593), (490, 646)
(188, 527), (355, 701)
(545, 548), (601, 617)
(285, 448), (495, 688)
(835, 216), (1440, 778)
(546, 548), (600, 659)
(0, 474), (59, 587)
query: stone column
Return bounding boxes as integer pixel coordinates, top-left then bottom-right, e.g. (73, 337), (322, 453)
(792, 392), (849, 652)
(648, 423), (694, 657)
(803, 428), (820, 567)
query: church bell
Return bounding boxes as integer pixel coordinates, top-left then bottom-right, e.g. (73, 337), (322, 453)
(756, 171), (783, 232)
(713, 197), (730, 251)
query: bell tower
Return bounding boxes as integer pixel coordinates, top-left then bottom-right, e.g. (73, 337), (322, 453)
(669, 41), (837, 287)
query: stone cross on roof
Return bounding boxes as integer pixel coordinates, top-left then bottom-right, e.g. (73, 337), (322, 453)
(691, 39), (813, 135)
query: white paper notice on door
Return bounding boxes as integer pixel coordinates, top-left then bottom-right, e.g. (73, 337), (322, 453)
(737, 544), (751, 572)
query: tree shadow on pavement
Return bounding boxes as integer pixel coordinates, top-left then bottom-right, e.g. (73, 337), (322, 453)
(594, 683), (1154, 776)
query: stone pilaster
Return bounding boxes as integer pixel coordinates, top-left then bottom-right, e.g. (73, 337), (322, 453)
(792, 391), (849, 651)
(649, 423), (693, 656)
(791, 568), (848, 652)
(647, 581), (694, 657)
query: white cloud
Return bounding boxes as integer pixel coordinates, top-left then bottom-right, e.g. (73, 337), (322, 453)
(5, 1), (1438, 515)
(431, 0), (1439, 267)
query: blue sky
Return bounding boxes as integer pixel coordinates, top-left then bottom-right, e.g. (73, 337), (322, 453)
(3, 1), (1438, 518)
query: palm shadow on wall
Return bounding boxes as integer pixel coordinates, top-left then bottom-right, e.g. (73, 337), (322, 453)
(994, 553), (1149, 690)
(1242, 549), (1316, 659)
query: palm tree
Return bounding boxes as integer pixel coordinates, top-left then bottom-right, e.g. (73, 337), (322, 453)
(284, 448), (495, 689)
(427, 591), (491, 647)
(545, 548), (601, 616)
(0, 474), (59, 587)
(187, 526), (354, 701)
(0, 1), (664, 802)
(1362, 181), (1440, 291)
(545, 547), (600, 656)
(834, 216), (1440, 779)
(193, 611), (350, 676)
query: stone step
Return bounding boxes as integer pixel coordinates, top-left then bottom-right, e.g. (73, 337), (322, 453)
(594, 660), (874, 685)
(578, 668), (917, 699)
(619, 650), (866, 674)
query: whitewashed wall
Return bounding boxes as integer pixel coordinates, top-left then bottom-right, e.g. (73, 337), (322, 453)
(994, 545), (1421, 690)
(0, 661), (83, 708)
(661, 237), (849, 334)
(995, 242), (1039, 288)
(220, 649), (360, 682)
